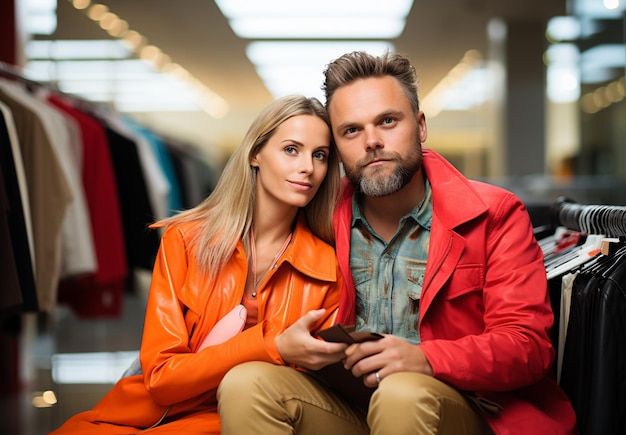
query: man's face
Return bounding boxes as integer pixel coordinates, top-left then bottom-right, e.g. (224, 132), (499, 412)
(328, 76), (427, 197)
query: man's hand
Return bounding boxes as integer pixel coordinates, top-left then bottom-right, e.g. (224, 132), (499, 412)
(275, 309), (348, 370)
(343, 334), (433, 387)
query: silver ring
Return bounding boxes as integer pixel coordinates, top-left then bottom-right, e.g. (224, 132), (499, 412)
(375, 371), (381, 384)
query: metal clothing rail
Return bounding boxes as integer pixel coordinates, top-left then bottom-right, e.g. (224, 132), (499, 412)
(551, 197), (626, 237)
(0, 61), (49, 87)
(0, 61), (114, 115)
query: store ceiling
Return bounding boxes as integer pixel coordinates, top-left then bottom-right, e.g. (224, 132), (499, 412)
(41, 0), (566, 157)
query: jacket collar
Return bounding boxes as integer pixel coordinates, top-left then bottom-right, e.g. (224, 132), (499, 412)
(279, 213), (338, 283)
(421, 148), (488, 229)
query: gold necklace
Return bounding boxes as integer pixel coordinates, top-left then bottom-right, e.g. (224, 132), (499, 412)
(249, 229), (292, 298)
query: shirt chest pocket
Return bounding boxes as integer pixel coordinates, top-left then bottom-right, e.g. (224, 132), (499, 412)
(406, 263), (426, 301)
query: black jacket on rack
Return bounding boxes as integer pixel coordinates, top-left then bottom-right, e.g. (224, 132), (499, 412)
(540, 198), (626, 434)
(559, 246), (626, 434)
(0, 106), (37, 314)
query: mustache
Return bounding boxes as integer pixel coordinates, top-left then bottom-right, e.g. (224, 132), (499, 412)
(358, 151), (400, 167)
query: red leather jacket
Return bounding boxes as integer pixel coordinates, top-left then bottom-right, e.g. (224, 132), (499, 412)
(51, 213), (342, 434)
(333, 149), (577, 434)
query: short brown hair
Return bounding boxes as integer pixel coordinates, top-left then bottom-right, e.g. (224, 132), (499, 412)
(322, 51), (420, 115)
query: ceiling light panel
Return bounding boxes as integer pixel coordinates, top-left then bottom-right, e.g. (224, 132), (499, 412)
(247, 41), (394, 100)
(26, 40), (132, 60)
(246, 41), (394, 64)
(24, 0), (57, 35)
(580, 44), (626, 83)
(226, 17), (407, 39)
(216, 0), (413, 38)
(571, 0), (626, 18)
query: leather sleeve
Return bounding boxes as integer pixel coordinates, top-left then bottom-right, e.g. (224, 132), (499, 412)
(139, 226), (278, 406)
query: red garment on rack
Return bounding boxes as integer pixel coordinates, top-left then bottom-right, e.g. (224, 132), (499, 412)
(48, 95), (128, 318)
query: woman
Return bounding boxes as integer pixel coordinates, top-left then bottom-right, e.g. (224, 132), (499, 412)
(51, 95), (347, 434)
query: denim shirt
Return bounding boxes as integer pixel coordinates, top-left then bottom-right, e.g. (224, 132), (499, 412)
(350, 180), (432, 344)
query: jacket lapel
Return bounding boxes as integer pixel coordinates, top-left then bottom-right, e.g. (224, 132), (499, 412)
(419, 221), (465, 320)
(280, 213), (338, 283)
(418, 150), (486, 320)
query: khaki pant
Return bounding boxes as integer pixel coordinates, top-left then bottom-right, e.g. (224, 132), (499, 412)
(217, 361), (490, 434)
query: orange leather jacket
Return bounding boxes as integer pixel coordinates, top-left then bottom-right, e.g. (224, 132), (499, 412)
(51, 213), (342, 434)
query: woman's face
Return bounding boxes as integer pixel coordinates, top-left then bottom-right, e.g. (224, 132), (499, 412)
(251, 114), (331, 211)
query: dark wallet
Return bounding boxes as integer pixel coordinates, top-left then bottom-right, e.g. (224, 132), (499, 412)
(316, 324), (383, 344)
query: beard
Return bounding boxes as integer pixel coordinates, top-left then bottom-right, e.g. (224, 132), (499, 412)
(344, 144), (422, 197)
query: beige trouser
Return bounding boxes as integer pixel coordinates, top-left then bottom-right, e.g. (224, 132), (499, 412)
(217, 361), (490, 434)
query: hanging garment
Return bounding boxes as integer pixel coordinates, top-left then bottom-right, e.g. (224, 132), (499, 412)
(48, 94), (128, 318)
(123, 117), (183, 216)
(164, 139), (216, 209)
(0, 81), (73, 312)
(557, 270), (578, 383)
(100, 112), (171, 222)
(0, 102), (36, 312)
(559, 248), (626, 434)
(102, 123), (160, 273)
(585, 251), (626, 434)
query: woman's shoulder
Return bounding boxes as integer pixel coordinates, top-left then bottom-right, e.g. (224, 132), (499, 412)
(159, 219), (203, 245)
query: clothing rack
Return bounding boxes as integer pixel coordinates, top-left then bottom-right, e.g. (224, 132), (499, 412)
(550, 196), (626, 237)
(0, 61), (105, 113)
(0, 61), (50, 88)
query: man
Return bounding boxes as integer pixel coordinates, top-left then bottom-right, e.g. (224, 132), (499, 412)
(218, 51), (577, 434)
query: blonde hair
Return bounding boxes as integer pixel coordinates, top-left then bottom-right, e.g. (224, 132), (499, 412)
(153, 95), (340, 276)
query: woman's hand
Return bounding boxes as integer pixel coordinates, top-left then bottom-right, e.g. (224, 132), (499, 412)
(275, 309), (348, 370)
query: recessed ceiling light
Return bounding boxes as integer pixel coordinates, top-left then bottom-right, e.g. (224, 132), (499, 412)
(26, 40), (132, 60)
(246, 41), (395, 100)
(215, 0), (413, 39)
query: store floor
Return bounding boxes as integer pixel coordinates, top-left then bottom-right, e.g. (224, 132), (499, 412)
(1, 272), (150, 435)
